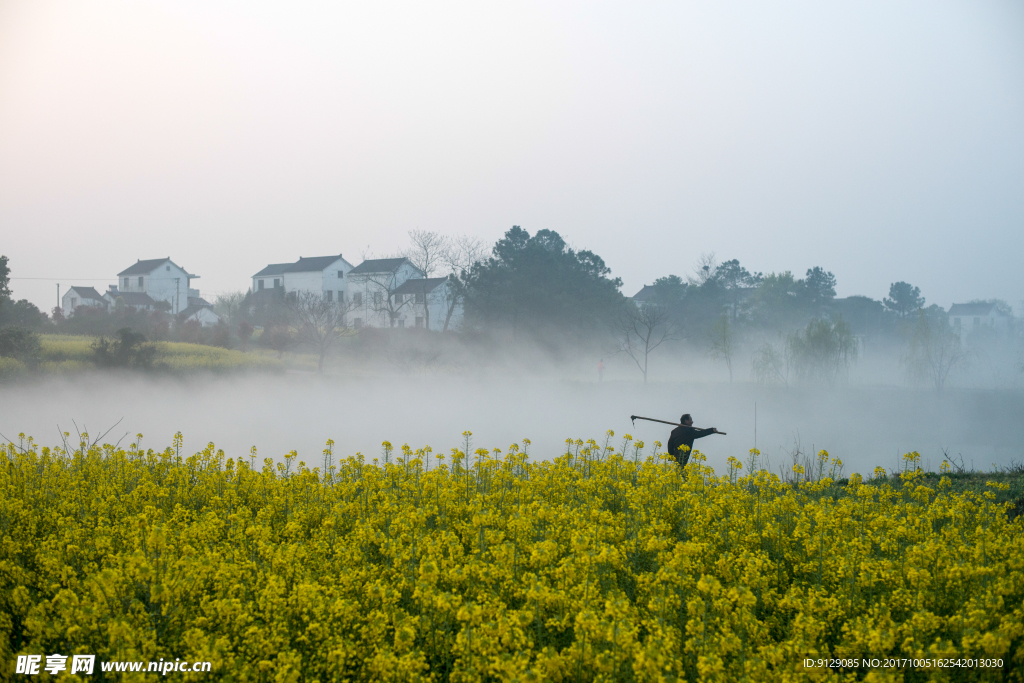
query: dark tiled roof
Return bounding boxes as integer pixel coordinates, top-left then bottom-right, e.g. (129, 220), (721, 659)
(949, 303), (1000, 317)
(109, 292), (156, 307)
(286, 254), (348, 273)
(253, 263), (292, 278)
(394, 277), (447, 295)
(632, 285), (657, 301)
(67, 286), (105, 301)
(188, 296), (213, 307)
(349, 258), (411, 275)
(180, 305), (220, 320)
(118, 258), (170, 276)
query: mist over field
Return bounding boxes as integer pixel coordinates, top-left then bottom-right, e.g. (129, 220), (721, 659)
(2, 369), (1022, 477)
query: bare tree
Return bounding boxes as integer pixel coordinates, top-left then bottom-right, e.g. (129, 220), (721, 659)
(752, 339), (790, 386)
(708, 315), (734, 382)
(903, 311), (970, 391)
(688, 252), (718, 286)
(439, 235), (487, 331)
(617, 303), (679, 383)
(405, 230), (450, 330)
(286, 290), (357, 372)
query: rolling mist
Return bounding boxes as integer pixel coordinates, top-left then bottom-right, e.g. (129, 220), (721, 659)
(2, 358), (1021, 478)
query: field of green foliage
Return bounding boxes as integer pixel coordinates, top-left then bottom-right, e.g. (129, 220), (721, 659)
(0, 335), (284, 378)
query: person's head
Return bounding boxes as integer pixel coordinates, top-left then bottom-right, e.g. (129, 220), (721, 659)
(681, 414), (693, 426)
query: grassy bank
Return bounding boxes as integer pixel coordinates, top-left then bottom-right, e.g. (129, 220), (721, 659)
(0, 335), (285, 378)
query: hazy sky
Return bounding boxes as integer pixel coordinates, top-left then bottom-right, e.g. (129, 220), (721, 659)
(2, 0), (1022, 312)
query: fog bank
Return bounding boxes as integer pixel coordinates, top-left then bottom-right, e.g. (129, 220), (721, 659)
(1, 374), (1021, 476)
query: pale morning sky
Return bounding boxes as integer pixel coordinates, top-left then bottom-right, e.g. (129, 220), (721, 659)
(1, 0), (1022, 313)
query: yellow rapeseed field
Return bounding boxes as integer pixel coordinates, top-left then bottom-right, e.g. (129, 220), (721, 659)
(1, 433), (1021, 681)
(27, 335), (285, 375)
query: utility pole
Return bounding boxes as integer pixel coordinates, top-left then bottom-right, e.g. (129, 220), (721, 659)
(56, 284), (60, 314)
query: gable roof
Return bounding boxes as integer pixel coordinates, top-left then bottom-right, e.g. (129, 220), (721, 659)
(949, 302), (1003, 317)
(107, 291), (156, 307)
(180, 305), (220, 320)
(117, 258), (196, 277)
(286, 254), (350, 273)
(632, 285), (657, 301)
(394, 277), (447, 295)
(188, 296), (213, 308)
(349, 258), (412, 275)
(67, 286), (105, 301)
(253, 263), (292, 278)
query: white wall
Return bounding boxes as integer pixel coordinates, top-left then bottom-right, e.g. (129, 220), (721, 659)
(61, 290), (106, 318)
(119, 261), (191, 313)
(348, 262), (422, 328)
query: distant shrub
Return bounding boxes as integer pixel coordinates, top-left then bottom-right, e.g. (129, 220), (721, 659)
(92, 328), (156, 369)
(0, 327), (41, 364)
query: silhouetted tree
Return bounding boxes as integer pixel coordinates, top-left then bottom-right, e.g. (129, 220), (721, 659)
(884, 282), (925, 319)
(616, 302), (679, 383)
(464, 226), (625, 338)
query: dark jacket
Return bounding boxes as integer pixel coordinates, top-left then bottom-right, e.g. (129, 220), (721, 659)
(667, 425), (715, 466)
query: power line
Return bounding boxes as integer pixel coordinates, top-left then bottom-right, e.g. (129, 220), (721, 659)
(10, 277), (114, 281)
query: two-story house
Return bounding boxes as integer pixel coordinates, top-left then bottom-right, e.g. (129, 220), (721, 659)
(115, 258), (198, 314)
(948, 302), (1010, 341)
(251, 254), (354, 303)
(390, 277), (463, 331)
(60, 286), (108, 318)
(346, 258), (423, 328)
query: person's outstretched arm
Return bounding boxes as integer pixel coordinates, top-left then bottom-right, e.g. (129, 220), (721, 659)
(693, 427), (716, 440)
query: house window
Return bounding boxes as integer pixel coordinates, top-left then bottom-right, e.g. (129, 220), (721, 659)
(123, 277), (129, 289)
(274, 278), (281, 288)
(398, 319), (405, 328)
(258, 279), (265, 290)
(354, 318), (362, 328)
(394, 293), (402, 304)
(415, 317), (424, 328)
(374, 292), (382, 306)
(326, 290), (333, 301)
(338, 270), (344, 279)
(415, 293), (425, 304)
(138, 276), (144, 287)
(353, 292), (362, 306)
(338, 291), (345, 302)
(166, 265), (170, 271)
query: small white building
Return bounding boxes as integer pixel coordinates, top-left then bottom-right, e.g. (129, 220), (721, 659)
(61, 286), (108, 318)
(116, 258), (198, 314)
(948, 302), (1011, 340)
(251, 254), (354, 303)
(391, 277), (463, 331)
(347, 258), (424, 328)
(179, 296), (221, 327)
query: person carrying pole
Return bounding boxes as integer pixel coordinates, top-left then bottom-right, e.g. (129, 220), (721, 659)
(630, 413), (724, 468)
(667, 414), (721, 467)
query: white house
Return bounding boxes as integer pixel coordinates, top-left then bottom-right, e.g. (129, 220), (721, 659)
(116, 258), (198, 314)
(61, 286), (108, 318)
(251, 254), (354, 303)
(179, 296), (221, 327)
(391, 277), (463, 331)
(346, 258), (424, 328)
(948, 302), (1011, 340)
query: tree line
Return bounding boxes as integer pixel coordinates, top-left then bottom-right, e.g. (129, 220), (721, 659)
(1, 230), (1018, 384)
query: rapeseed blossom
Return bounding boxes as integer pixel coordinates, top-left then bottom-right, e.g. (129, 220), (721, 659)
(1, 433), (1021, 681)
